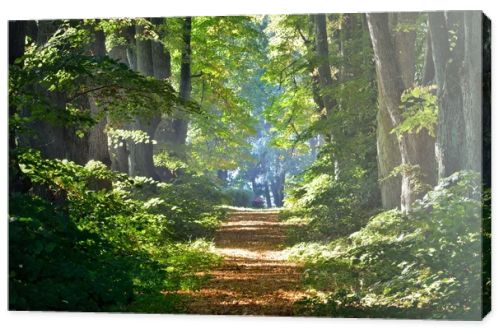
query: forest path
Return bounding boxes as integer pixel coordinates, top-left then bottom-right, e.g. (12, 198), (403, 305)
(184, 210), (308, 316)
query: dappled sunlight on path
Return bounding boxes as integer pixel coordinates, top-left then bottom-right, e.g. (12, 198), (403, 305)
(183, 210), (309, 316)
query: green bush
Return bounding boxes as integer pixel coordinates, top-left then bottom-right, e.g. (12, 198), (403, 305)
(114, 172), (226, 240)
(222, 187), (254, 207)
(284, 166), (378, 240)
(290, 171), (486, 319)
(9, 149), (222, 312)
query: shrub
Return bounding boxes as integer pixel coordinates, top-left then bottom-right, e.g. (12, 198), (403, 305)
(284, 167), (377, 240)
(290, 171), (487, 319)
(222, 187), (254, 207)
(9, 149), (222, 311)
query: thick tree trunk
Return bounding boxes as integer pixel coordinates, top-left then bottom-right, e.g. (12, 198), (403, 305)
(26, 21), (89, 164)
(128, 24), (160, 179)
(313, 14), (336, 115)
(124, 25), (137, 71)
(394, 13), (437, 191)
(264, 181), (272, 208)
(9, 21), (27, 150)
(429, 12), (466, 178)
(171, 17), (192, 157)
(376, 97), (402, 209)
(251, 178), (258, 196)
(270, 174), (285, 207)
(87, 26), (112, 169)
(482, 15), (491, 189)
(313, 14), (340, 175)
(108, 45), (130, 173)
(374, 14), (438, 210)
(422, 30), (435, 85)
(461, 11), (482, 173)
(9, 20), (28, 193)
(393, 13), (417, 88)
(217, 170), (228, 186)
(30, 21), (66, 160)
(367, 13), (420, 212)
(428, 11), (482, 180)
(149, 18), (176, 181)
(108, 43), (131, 174)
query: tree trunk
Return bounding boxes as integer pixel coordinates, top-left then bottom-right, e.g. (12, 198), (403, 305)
(422, 30), (435, 85)
(26, 21), (89, 165)
(313, 14), (336, 115)
(124, 25), (137, 71)
(264, 181), (272, 208)
(270, 174), (285, 208)
(394, 13), (417, 88)
(428, 12), (466, 178)
(108, 43), (131, 174)
(217, 170), (228, 185)
(9, 21), (27, 150)
(461, 11), (482, 173)
(87, 26), (112, 169)
(9, 20), (28, 193)
(367, 13), (420, 212)
(128, 23), (160, 179)
(394, 13), (437, 192)
(376, 96), (402, 209)
(313, 14), (340, 175)
(171, 17), (192, 157)
(149, 18), (176, 181)
(251, 178), (258, 196)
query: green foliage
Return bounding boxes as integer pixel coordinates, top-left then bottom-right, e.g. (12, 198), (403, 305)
(385, 163), (433, 195)
(265, 13), (380, 234)
(108, 128), (157, 147)
(289, 171), (486, 319)
(153, 151), (189, 174)
(393, 85), (438, 137)
(116, 173), (226, 240)
(285, 168), (376, 240)
(222, 188), (254, 207)
(9, 149), (222, 311)
(180, 16), (262, 174)
(9, 22), (178, 137)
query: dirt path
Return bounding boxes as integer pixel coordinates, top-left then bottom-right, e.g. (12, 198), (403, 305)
(184, 210), (308, 316)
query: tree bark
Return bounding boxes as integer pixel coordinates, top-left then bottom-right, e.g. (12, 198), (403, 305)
(264, 181), (272, 208)
(25, 21), (89, 165)
(461, 11), (482, 173)
(367, 13), (421, 212)
(313, 14), (336, 115)
(128, 23), (161, 179)
(393, 13), (418, 87)
(394, 13), (437, 192)
(428, 12), (466, 178)
(9, 20), (28, 193)
(87, 25), (112, 169)
(108, 43), (131, 174)
(171, 17), (192, 157)
(149, 18), (177, 181)
(9, 20), (27, 151)
(313, 14), (340, 175)
(376, 96), (402, 209)
(422, 30), (435, 85)
(270, 173), (285, 207)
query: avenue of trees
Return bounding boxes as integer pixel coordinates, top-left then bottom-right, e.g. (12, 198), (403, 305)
(9, 12), (490, 318)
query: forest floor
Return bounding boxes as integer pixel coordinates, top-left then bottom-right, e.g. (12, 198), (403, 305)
(183, 210), (309, 316)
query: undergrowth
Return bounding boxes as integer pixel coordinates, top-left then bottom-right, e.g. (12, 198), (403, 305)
(288, 171), (489, 320)
(9, 149), (223, 312)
